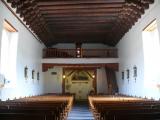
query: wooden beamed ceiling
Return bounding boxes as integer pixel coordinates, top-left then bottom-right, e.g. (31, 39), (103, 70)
(6, 0), (154, 46)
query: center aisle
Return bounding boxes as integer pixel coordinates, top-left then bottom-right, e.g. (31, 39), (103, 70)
(67, 101), (94, 120)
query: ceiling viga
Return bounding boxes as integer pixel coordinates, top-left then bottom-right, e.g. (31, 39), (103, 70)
(6, 0), (154, 46)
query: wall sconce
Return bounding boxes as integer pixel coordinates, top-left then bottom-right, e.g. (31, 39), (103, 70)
(76, 48), (81, 58)
(126, 69), (129, 82)
(76, 42), (82, 58)
(37, 72), (40, 81)
(133, 65), (137, 82)
(32, 70), (35, 79)
(24, 66), (28, 79)
(122, 71), (124, 80)
(77, 50), (80, 54)
(63, 75), (66, 79)
(92, 75), (95, 79)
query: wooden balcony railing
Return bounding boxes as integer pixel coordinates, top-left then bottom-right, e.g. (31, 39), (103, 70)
(43, 48), (118, 58)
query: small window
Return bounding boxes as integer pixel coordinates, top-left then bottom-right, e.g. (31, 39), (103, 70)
(142, 19), (160, 88)
(0, 20), (18, 87)
(143, 20), (157, 32)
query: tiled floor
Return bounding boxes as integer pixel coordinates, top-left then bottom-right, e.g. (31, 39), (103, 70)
(67, 101), (94, 120)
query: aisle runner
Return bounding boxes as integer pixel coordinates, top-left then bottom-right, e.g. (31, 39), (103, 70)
(67, 101), (94, 120)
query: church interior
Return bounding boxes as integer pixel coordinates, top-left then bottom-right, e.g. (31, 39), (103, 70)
(0, 0), (160, 120)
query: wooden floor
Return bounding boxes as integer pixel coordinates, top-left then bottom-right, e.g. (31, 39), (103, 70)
(67, 101), (94, 120)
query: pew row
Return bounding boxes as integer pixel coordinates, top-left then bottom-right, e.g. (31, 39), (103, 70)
(88, 95), (160, 120)
(0, 94), (73, 120)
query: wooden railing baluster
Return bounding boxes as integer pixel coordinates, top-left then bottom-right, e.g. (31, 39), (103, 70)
(43, 48), (118, 58)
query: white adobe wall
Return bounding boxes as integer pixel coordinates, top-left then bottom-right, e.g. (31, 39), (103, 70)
(43, 67), (63, 93)
(116, 0), (160, 100)
(0, 1), (45, 101)
(42, 58), (119, 64)
(97, 67), (108, 94)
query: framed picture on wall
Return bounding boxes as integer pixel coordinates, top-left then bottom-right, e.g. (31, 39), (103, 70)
(32, 70), (35, 79)
(72, 70), (89, 81)
(24, 66), (28, 79)
(122, 71), (124, 80)
(133, 65), (137, 82)
(126, 69), (129, 80)
(133, 66), (137, 77)
(37, 72), (40, 81)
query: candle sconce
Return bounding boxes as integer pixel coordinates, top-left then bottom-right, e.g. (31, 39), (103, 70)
(32, 70), (35, 80)
(24, 66), (28, 80)
(133, 65), (137, 82)
(122, 71), (124, 81)
(37, 72), (40, 81)
(126, 69), (129, 82)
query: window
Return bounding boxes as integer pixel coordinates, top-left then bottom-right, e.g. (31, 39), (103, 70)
(0, 20), (18, 87)
(142, 20), (160, 88)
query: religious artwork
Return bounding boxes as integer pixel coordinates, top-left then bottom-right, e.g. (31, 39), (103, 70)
(72, 70), (89, 81)
(126, 69), (130, 81)
(24, 66), (28, 79)
(65, 84), (71, 90)
(37, 72), (40, 81)
(122, 71), (124, 80)
(133, 65), (137, 81)
(32, 70), (35, 79)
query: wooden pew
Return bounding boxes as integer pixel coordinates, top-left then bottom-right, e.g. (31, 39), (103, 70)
(0, 94), (73, 120)
(88, 95), (160, 120)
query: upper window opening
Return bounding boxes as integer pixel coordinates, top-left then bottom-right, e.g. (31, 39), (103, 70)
(143, 20), (157, 32)
(4, 20), (17, 32)
(142, 19), (160, 90)
(0, 20), (18, 88)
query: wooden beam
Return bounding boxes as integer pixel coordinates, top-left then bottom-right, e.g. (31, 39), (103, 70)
(42, 63), (119, 72)
(37, 0), (125, 6)
(43, 16), (116, 21)
(50, 30), (111, 34)
(41, 13), (119, 17)
(38, 4), (123, 10)
(49, 23), (112, 27)
(46, 20), (113, 24)
(39, 8), (121, 14)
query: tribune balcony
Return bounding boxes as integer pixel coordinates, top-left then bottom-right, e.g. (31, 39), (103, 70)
(43, 48), (118, 58)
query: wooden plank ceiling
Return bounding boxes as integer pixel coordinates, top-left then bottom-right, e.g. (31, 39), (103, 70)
(6, 0), (154, 47)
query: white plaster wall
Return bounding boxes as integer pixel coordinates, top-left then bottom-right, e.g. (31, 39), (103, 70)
(0, 1), (45, 101)
(97, 67), (108, 94)
(42, 58), (119, 64)
(116, 0), (160, 99)
(43, 67), (63, 93)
